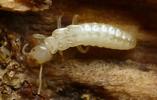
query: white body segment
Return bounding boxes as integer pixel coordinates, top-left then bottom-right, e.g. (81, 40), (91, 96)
(45, 23), (136, 54)
(28, 23), (136, 64)
(27, 22), (137, 96)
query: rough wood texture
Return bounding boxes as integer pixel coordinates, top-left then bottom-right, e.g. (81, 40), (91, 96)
(46, 60), (157, 99)
(0, 0), (51, 12)
(0, 0), (157, 99)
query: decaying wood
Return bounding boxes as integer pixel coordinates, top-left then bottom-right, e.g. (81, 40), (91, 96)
(0, 0), (51, 12)
(45, 60), (157, 99)
(0, 0), (157, 99)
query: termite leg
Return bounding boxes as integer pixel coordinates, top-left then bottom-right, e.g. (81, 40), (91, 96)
(58, 51), (65, 62)
(81, 94), (90, 100)
(77, 46), (90, 54)
(57, 15), (63, 29)
(72, 15), (90, 53)
(72, 14), (79, 25)
(57, 16), (65, 61)
(37, 64), (43, 95)
(32, 34), (46, 41)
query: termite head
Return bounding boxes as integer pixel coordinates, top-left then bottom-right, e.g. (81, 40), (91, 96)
(23, 43), (52, 65)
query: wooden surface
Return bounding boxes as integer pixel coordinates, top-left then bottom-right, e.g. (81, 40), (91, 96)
(0, 0), (157, 99)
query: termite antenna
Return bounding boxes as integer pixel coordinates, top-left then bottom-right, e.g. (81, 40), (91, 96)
(22, 43), (29, 55)
(37, 64), (43, 95)
(72, 14), (90, 53)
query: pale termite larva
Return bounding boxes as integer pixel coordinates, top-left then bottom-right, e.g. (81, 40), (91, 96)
(23, 16), (137, 95)
(27, 22), (136, 64)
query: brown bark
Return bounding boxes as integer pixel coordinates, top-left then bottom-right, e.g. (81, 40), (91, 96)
(0, 0), (51, 12)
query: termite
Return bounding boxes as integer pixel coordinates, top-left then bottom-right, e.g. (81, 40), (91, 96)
(25, 15), (136, 64)
(23, 15), (137, 95)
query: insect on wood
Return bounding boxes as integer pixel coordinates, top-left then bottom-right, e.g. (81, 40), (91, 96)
(25, 15), (136, 64)
(23, 15), (137, 95)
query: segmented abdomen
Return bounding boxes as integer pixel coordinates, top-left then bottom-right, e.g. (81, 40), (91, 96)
(45, 23), (136, 54)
